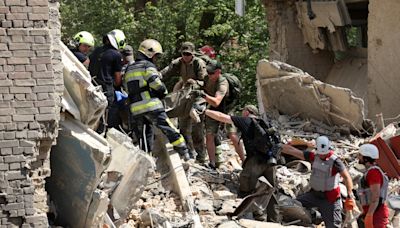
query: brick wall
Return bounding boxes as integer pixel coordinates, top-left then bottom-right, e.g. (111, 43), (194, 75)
(0, 0), (62, 226)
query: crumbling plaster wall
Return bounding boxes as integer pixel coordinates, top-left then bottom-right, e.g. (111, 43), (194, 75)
(262, 0), (335, 81)
(0, 0), (62, 226)
(367, 0), (400, 121)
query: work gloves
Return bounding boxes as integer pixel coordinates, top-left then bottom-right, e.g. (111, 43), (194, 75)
(344, 197), (356, 211)
(364, 214), (373, 228)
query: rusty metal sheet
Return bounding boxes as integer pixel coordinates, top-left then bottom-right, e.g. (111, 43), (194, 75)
(370, 137), (400, 178)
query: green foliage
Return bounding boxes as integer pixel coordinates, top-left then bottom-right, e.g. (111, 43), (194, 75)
(60, 0), (269, 110)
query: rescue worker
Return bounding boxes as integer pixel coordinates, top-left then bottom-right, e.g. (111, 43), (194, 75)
(161, 42), (208, 160)
(281, 136), (355, 228)
(124, 39), (190, 160)
(198, 105), (280, 222)
(70, 31), (95, 67)
(199, 61), (245, 168)
(88, 29), (126, 134)
(356, 144), (389, 228)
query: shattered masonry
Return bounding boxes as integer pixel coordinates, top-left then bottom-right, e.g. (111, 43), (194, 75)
(0, 0), (62, 226)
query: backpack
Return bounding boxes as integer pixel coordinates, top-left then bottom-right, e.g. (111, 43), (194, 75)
(223, 73), (242, 109)
(251, 118), (281, 157)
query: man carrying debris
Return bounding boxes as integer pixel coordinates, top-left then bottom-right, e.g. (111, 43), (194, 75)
(197, 61), (245, 169)
(356, 144), (389, 228)
(89, 29), (126, 134)
(123, 39), (190, 160)
(281, 136), (355, 228)
(70, 31), (95, 67)
(161, 41), (208, 160)
(198, 104), (280, 221)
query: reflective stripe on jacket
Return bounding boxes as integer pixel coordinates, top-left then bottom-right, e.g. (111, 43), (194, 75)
(358, 166), (389, 206)
(124, 59), (166, 116)
(310, 154), (340, 192)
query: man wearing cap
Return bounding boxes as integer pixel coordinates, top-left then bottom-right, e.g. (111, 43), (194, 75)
(200, 61), (245, 169)
(281, 136), (355, 228)
(199, 104), (280, 221)
(356, 144), (389, 228)
(161, 42), (208, 160)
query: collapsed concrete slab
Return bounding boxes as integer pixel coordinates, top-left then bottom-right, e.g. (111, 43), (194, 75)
(47, 116), (111, 227)
(60, 42), (107, 130)
(257, 59), (369, 132)
(105, 128), (155, 225)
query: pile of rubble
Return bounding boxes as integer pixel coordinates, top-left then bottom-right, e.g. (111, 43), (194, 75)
(123, 111), (400, 228)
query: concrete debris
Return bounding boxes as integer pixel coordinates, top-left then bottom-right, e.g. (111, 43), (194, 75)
(60, 42), (107, 130)
(47, 116), (111, 228)
(257, 59), (372, 133)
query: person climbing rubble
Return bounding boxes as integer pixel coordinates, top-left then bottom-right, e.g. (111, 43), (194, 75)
(89, 29), (126, 134)
(69, 31), (95, 67)
(281, 136), (355, 228)
(123, 39), (190, 160)
(196, 61), (245, 169)
(356, 144), (389, 228)
(161, 41), (208, 160)
(197, 104), (281, 222)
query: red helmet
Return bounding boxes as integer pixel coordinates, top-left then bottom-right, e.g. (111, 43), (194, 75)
(200, 45), (216, 59)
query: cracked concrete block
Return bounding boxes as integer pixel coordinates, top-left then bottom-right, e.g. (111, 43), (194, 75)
(60, 42), (107, 130)
(47, 116), (111, 228)
(257, 60), (368, 132)
(105, 128), (155, 224)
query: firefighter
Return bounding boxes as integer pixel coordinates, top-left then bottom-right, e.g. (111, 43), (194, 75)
(124, 39), (190, 160)
(70, 31), (95, 67)
(281, 136), (355, 228)
(89, 29), (126, 134)
(356, 144), (389, 228)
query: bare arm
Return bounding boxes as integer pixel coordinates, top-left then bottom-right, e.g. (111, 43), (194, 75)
(114, 71), (122, 87)
(204, 93), (224, 107)
(367, 183), (381, 215)
(204, 109), (233, 124)
(340, 169), (354, 197)
(281, 144), (305, 160)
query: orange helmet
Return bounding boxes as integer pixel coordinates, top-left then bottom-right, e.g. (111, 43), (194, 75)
(199, 45), (216, 59)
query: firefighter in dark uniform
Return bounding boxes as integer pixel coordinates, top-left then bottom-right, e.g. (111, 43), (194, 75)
(123, 39), (190, 160)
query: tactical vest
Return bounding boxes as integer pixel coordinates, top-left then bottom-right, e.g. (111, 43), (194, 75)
(358, 166), (389, 206)
(123, 60), (164, 116)
(310, 154), (340, 192)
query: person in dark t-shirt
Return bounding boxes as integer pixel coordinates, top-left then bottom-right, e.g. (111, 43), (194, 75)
(89, 29), (126, 134)
(70, 31), (95, 67)
(202, 104), (281, 222)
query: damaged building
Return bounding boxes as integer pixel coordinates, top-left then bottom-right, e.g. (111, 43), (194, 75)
(0, 0), (400, 227)
(260, 0), (400, 126)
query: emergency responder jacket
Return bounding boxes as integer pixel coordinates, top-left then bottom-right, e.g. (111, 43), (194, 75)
(123, 54), (167, 116)
(310, 154), (340, 192)
(358, 166), (389, 206)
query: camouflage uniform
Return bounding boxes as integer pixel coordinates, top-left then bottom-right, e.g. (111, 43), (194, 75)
(161, 54), (207, 158)
(204, 74), (237, 164)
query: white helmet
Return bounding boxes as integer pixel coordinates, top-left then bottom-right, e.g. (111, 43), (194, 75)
(316, 136), (331, 155)
(359, 144), (379, 159)
(107, 29), (126, 50)
(138, 39), (163, 59)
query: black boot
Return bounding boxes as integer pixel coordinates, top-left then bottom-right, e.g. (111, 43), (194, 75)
(174, 146), (190, 161)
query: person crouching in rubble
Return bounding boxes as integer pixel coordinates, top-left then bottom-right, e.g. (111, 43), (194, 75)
(195, 104), (281, 222)
(356, 144), (389, 228)
(281, 136), (355, 228)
